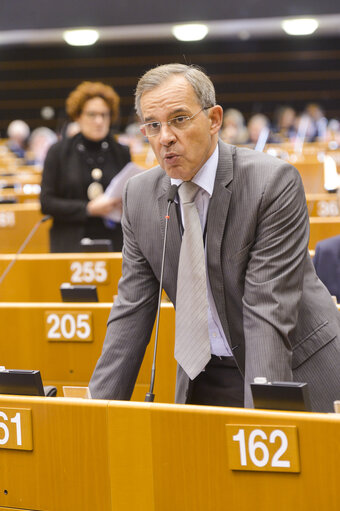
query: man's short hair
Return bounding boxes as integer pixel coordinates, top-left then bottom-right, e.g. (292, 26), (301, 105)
(135, 63), (216, 120)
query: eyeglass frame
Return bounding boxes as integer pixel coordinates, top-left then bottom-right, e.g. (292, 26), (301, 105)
(82, 111), (111, 121)
(140, 106), (213, 137)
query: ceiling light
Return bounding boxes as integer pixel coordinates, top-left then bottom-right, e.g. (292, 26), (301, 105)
(172, 24), (209, 41)
(63, 29), (99, 46)
(281, 18), (319, 36)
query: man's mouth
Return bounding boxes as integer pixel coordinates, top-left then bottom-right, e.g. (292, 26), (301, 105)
(164, 153), (179, 164)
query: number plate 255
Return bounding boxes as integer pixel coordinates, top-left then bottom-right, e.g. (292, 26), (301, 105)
(226, 424), (300, 473)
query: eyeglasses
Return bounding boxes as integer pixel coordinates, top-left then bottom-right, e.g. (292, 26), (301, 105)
(140, 106), (212, 137)
(83, 111), (111, 120)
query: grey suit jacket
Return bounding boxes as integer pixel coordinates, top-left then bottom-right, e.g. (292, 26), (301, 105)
(90, 140), (340, 412)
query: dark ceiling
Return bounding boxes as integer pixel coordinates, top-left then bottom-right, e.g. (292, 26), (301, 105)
(1, 0), (339, 31)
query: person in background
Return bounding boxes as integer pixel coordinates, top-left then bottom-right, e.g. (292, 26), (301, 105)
(305, 103), (328, 142)
(220, 108), (248, 145)
(246, 113), (272, 146)
(313, 235), (340, 303)
(25, 127), (58, 168)
(6, 120), (30, 159)
(40, 81), (131, 253)
(272, 105), (296, 141)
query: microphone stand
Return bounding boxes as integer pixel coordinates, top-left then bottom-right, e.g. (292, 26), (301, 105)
(145, 186), (177, 402)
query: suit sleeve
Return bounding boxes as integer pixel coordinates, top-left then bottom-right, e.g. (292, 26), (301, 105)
(89, 178), (159, 399)
(242, 163), (309, 405)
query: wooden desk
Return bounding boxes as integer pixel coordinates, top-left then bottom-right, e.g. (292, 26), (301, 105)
(1, 396), (340, 510)
(0, 302), (176, 402)
(294, 161), (325, 194)
(309, 217), (340, 249)
(0, 203), (50, 253)
(0, 172), (41, 186)
(306, 193), (339, 217)
(0, 188), (40, 204)
(0, 253), (123, 302)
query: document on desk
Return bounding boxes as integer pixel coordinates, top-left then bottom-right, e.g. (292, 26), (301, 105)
(104, 162), (145, 222)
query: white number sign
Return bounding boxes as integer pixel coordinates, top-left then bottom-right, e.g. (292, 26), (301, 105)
(0, 408), (32, 451)
(70, 261), (108, 284)
(0, 211), (15, 228)
(45, 311), (93, 342)
(226, 424), (300, 472)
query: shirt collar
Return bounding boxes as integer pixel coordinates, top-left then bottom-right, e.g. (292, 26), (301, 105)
(170, 144), (219, 198)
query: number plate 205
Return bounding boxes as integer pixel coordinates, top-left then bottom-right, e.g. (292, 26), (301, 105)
(226, 424), (300, 473)
(45, 311), (93, 342)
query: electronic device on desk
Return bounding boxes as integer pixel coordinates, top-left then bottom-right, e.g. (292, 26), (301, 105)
(0, 368), (57, 397)
(60, 283), (98, 302)
(0, 197), (17, 204)
(80, 237), (113, 252)
(251, 378), (311, 412)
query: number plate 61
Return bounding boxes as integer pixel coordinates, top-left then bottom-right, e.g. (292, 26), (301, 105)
(226, 424), (300, 473)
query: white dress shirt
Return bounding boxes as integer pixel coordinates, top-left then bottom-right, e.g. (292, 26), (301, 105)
(171, 145), (233, 357)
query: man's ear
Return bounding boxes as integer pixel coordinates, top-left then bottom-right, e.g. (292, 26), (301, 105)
(209, 105), (223, 135)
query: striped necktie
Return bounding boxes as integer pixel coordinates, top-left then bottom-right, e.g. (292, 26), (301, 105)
(174, 181), (211, 380)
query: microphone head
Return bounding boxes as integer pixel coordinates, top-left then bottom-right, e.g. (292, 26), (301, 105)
(167, 184), (178, 203)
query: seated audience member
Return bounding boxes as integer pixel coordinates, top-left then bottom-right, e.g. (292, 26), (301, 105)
(326, 119), (340, 146)
(220, 108), (248, 145)
(246, 113), (277, 147)
(313, 235), (340, 303)
(305, 102), (328, 142)
(6, 120), (30, 159)
(25, 127), (58, 168)
(40, 81), (131, 253)
(272, 105), (296, 141)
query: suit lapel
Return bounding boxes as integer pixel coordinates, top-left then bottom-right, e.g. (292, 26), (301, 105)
(207, 141), (235, 346)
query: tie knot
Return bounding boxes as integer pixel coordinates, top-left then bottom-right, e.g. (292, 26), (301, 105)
(178, 181), (199, 204)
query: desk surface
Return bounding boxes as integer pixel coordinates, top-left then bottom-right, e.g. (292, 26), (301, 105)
(0, 396), (339, 511)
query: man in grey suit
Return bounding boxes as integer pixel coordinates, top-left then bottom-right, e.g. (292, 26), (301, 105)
(90, 63), (340, 412)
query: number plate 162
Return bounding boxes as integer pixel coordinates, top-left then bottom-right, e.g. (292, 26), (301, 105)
(226, 424), (300, 473)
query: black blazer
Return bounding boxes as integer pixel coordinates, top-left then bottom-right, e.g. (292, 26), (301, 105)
(40, 133), (131, 252)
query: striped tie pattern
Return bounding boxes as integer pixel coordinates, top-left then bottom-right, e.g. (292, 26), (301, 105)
(175, 181), (211, 380)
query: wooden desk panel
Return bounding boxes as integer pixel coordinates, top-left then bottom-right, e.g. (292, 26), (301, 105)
(0, 302), (176, 403)
(108, 401), (340, 511)
(309, 217), (340, 249)
(306, 193), (339, 217)
(0, 396), (111, 511)
(294, 161), (325, 194)
(1, 384), (340, 509)
(0, 203), (50, 253)
(0, 253), (122, 302)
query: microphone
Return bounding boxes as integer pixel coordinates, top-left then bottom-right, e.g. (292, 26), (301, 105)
(145, 184), (178, 402)
(0, 214), (51, 286)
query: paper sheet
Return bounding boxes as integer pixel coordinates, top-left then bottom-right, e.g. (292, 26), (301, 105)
(104, 162), (144, 222)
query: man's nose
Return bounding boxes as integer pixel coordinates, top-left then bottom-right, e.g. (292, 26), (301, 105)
(159, 123), (176, 145)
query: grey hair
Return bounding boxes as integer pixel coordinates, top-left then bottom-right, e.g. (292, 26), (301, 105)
(135, 63), (216, 119)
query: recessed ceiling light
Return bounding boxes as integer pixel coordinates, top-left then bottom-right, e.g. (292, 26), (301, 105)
(281, 18), (319, 36)
(63, 29), (99, 46)
(172, 24), (209, 41)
